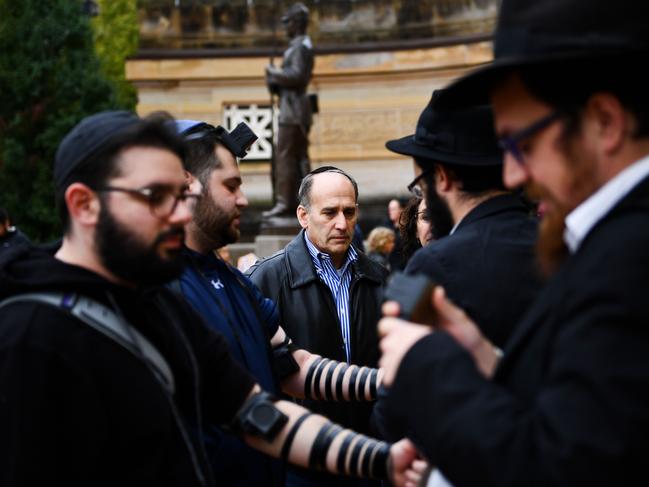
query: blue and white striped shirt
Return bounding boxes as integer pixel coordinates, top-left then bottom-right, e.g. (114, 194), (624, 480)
(304, 232), (358, 362)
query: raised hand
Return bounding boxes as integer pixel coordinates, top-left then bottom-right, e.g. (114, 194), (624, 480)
(431, 286), (500, 378)
(379, 287), (500, 384)
(388, 439), (421, 487)
(378, 302), (432, 386)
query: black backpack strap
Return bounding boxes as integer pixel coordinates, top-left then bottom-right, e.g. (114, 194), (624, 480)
(0, 292), (175, 394)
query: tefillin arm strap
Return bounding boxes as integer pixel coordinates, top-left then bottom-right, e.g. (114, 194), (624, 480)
(279, 413), (391, 480)
(304, 357), (379, 401)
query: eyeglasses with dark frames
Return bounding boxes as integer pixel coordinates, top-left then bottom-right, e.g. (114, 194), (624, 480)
(407, 170), (432, 198)
(498, 109), (562, 166)
(95, 185), (200, 218)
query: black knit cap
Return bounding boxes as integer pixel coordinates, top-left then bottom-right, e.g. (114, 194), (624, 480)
(54, 111), (141, 190)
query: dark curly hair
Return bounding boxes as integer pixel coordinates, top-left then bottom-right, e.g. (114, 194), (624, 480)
(399, 196), (424, 265)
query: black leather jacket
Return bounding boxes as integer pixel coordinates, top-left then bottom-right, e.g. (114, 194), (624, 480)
(246, 231), (387, 432)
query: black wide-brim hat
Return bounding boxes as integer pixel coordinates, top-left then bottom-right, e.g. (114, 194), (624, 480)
(436, 0), (649, 109)
(386, 90), (502, 167)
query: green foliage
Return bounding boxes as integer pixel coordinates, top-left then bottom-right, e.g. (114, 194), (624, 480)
(92, 0), (138, 110)
(0, 0), (118, 242)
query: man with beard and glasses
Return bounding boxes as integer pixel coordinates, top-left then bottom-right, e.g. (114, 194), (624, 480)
(173, 121), (415, 487)
(384, 91), (542, 349)
(377, 0), (649, 486)
(0, 111), (421, 487)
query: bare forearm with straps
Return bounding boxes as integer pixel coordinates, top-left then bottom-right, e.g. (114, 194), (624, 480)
(272, 328), (383, 401)
(297, 354), (383, 401)
(242, 393), (391, 480)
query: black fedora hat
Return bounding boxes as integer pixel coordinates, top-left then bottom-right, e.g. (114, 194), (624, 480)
(437, 0), (649, 108)
(385, 90), (502, 167)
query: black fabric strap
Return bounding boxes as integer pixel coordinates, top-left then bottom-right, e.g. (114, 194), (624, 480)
(347, 366), (360, 401)
(274, 334), (291, 350)
(315, 424), (343, 470)
(304, 357), (323, 399)
(369, 368), (378, 399)
(366, 441), (384, 478)
(349, 435), (370, 477)
(370, 442), (391, 480)
(361, 439), (376, 477)
(324, 362), (337, 400)
(280, 412), (311, 461)
(312, 359), (331, 400)
(272, 337), (300, 380)
(335, 363), (349, 401)
(336, 431), (354, 474)
(358, 367), (371, 401)
(273, 334), (297, 353)
(308, 422), (335, 469)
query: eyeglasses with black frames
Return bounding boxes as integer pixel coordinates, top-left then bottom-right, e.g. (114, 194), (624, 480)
(95, 185), (200, 218)
(407, 170), (433, 198)
(498, 109), (562, 166)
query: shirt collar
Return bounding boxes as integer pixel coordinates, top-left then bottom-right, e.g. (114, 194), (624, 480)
(303, 232), (357, 274)
(564, 154), (649, 253)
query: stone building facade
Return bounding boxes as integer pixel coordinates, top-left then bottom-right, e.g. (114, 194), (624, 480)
(128, 1), (497, 244)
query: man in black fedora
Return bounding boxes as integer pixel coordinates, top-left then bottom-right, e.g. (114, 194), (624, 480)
(385, 93), (541, 349)
(378, 0), (649, 486)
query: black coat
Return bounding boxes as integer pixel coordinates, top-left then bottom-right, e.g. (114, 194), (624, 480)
(386, 176), (649, 486)
(246, 230), (387, 433)
(0, 245), (254, 487)
(0, 228), (31, 251)
(406, 193), (542, 348)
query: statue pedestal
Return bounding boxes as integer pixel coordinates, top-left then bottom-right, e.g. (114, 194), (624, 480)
(254, 216), (301, 258)
(259, 215), (301, 235)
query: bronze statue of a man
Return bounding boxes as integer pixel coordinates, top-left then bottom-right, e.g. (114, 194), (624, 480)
(263, 2), (314, 219)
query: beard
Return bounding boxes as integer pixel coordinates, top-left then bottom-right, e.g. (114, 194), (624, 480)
(192, 184), (240, 249)
(528, 135), (599, 278)
(424, 178), (455, 239)
(95, 205), (185, 287)
(526, 182), (570, 278)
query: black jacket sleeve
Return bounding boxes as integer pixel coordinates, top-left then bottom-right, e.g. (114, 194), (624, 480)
(387, 282), (649, 487)
(0, 308), (110, 485)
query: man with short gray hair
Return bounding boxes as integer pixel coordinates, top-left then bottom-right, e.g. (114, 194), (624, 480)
(248, 165), (387, 487)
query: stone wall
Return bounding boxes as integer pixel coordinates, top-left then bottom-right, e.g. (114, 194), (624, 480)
(126, 41), (493, 241)
(138, 0), (497, 49)
(127, 40), (493, 209)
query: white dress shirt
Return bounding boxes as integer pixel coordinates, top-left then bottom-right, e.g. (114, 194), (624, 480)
(564, 154), (649, 253)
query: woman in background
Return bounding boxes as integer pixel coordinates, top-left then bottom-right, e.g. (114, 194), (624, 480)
(366, 226), (396, 272)
(399, 197), (433, 265)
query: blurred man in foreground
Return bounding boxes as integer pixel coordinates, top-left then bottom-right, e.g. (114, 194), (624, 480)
(379, 0), (649, 485)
